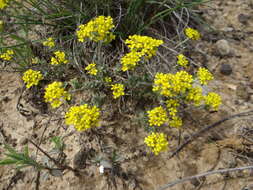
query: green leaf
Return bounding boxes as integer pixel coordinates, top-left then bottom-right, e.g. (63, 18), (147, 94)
(0, 159), (17, 165)
(23, 145), (29, 157)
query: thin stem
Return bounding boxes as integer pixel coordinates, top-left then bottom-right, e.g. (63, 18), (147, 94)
(29, 140), (78, 174)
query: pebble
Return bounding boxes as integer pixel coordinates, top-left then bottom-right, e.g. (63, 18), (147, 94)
(238, 14), (250, 24)
(220, 63), (232, 75)
(215, 39), (231, 56)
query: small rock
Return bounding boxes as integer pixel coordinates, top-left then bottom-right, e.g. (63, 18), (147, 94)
(215, 39), (231, 56)
(220, 64), (232, 75)
(238, 14), (250, 24)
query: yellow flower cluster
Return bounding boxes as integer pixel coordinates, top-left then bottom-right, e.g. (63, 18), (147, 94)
(85, 63), (98, 76)
(111, 83), (125, 99)
(77, 16), (115, 43)
(121, 35), (163, 71)
(153, 71), (193, 97)
(44, 82), (71, 108)
(165, 99), (183, 128)
(0, 0), (9, 9)
(65, 104), (100, 131)
(121, 51), (141, 72)
(204, 92), (222, 111)
(144, 132), (168, 155)
(167, 100), (178, 117)
(184, 27), (201, 40)
(147, 106), (168, 127)
(177, 54), (189, 67)
(43, 37), (55, 48)
(168, 116), (182, 128)
(125, 35), (163, 58)
(22, 69), (43, 89)
(166, 99), (179, 109)
(197, 67), (213, 85)
(186, 86), (204, 106)
(50, 51), (68, 65)
(0, 50), (14, 61)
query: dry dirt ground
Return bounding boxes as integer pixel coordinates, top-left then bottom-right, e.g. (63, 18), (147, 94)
(1, 0), (253, 190)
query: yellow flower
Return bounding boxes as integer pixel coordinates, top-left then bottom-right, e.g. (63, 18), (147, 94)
(204, 92), (221, 111)
(50, 51), (68, 65)
(0, 50), (14, 61)
(121, 51), (141, 71)
(0, 0), (9, 9)
(144, 132), (168, 155)
(77, 16), (115, 43)
(167, 107), (178, 117)
(120, 35), (163, 71)
(22, 69), (43, 89)
(85, 63), (98, 76)
(166, 99), (179, 117)
(166, 99), (179, 109)
(186, 86), (204, 106)
(44, 82), (71, 108)
(111, 83), (125, 99)
(168, 116), (182, 128)
(177, 54), (189, 67)
(125, 35), (163, 59)
(153, 71), (193, 97)
(43, 37), (55, 48)
(197, 67), (213, 85)
(185, 27), (201, 40)
(147, 106), (168, 127)
(65, 104), (100, 131)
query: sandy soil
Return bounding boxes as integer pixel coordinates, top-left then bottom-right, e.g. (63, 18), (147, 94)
(1, 0), (253, 189)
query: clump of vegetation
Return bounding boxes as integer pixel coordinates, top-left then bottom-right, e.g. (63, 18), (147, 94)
(1, 0), (221, 184)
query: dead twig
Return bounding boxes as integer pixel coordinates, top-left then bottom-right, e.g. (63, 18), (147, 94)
(157, 165), (253, 190)
(35, 116), (52, 159)
(35, 171), (40, 190)
(29, 140), (78, 174)
(169, 110), (253, 159)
